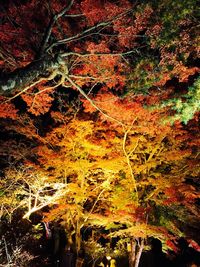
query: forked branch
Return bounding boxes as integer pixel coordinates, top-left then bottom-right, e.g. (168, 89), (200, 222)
(40, 0), (74, 54)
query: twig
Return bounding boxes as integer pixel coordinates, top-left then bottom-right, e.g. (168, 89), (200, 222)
(64, 14), (84, 18)
(83, 189), (106, 225)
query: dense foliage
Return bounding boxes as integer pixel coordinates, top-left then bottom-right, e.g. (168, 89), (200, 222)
(0, 0), (199, 266)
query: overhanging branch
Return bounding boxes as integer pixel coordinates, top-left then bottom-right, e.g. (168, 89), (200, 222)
(0, 50), (135, 97)
(0, 54), (60, 95)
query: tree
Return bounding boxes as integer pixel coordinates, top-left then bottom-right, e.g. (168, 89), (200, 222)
(1, 101), (199, 264)
(0, 0), (133, 96)
(0, 0), (199, 121)
(0, 0), (199, 266)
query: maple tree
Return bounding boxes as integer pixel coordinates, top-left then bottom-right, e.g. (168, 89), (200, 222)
(0, 0), (200, 266)
(1, 106), (199, 265)
(0, 0), (199, 119)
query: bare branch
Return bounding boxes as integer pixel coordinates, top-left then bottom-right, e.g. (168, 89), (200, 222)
(60, 50), (137, 58)
(40, 0), (74, 54)
(65, 75), (125, 126)
(46, 7), (134, 51)
(64, 14), (85, 18)
(122, 127), (139, 203)
(83, 189), (106, 225)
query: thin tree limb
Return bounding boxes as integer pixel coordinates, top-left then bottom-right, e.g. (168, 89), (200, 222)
(46, 7), (134, 51)
(122, 127), (139, 203)
(65, 75), (125, 126)
(40, 0), (74, 54)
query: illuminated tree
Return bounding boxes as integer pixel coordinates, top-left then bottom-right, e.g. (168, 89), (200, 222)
(0, 0), (199, 266)
(0, 0), (199, 122)
(1, 99), (199, 263)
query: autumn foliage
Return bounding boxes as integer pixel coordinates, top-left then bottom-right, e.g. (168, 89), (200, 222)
(0, 0), (199, 265)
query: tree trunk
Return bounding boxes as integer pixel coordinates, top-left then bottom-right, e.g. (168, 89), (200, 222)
(129, 239), (136, 267)
(135, 239), (144, 267)
(0, 54), (60, 95)
(129, 238), (144, 267)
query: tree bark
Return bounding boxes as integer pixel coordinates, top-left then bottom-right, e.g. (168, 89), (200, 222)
(129, 238), (144, 267)
(135, 239), (144, 267)
(0, 54), (61, 96)
(129, 239), (136, 267)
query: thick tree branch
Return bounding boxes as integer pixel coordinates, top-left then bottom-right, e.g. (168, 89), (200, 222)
(0, 50), (135, 97)
(0, 54), (61, 95)
(0, 3), (137, 97)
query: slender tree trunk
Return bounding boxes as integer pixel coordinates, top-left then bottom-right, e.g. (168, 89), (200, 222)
(129, 238), (144, 267)
(135, 239), (144, 267)
(129, 239), (136, 267)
